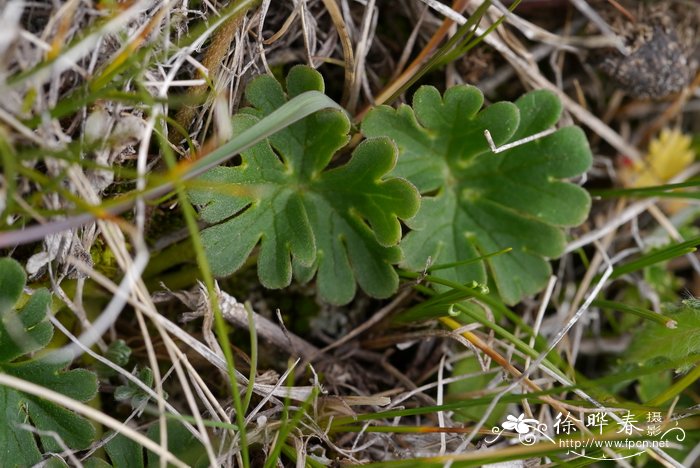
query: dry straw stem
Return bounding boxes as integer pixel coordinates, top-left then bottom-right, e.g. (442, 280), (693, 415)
(490, 0), (620, 49)
(222, 303), (321, 363)
(320, 0), (355, 105)
(345, 0), (376, 114)
(170, 0), (262, 146)
(88, 219), (218, 465)
(69, 254), (316, 401)
(183, 283), (321, 361)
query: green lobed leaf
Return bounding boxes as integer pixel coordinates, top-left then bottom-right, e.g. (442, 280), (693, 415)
(362, 86), (592, 304)
(0, 258), (24, 312)
(0, 257), (98, 464)
(190, 66), (420, 305)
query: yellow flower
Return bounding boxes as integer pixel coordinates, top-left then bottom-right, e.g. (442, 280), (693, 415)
(630, 128), (695, 188)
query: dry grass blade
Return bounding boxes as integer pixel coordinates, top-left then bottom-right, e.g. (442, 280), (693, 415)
(320, 0), (355, 105)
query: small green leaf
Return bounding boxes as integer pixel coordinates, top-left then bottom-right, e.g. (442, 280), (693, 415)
(24, 396), (96, 451)
(0, 257), (98, 465)
(115, 366), (161, 409)
(97, 339), (132, 378)
(43, 457), (70, 468)
(83, 457), (113, 468)
(146, 421), (207, 468)
(363, 86), (592, 304)
(625, 300), (700, 373)
(190, 66), (420, 304)
(106, 432), (145, 468)
(106, 339), (132, 367)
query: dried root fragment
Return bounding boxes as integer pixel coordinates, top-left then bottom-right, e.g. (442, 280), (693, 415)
(594, 1), (699, 99)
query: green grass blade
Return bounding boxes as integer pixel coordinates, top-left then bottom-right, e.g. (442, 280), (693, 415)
(590, 179), (700, 199)
(593, 299), (678, 327)
(608, 237), (700, 280)
(426, 248), (512, 272)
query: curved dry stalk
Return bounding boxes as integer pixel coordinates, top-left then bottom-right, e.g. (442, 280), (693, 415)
(319, 0), (355, 105)
(170, 0), (262, 146)
(345, 0), (377, 114)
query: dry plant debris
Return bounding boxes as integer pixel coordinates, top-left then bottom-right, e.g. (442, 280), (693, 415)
(0, 0), (699, 466)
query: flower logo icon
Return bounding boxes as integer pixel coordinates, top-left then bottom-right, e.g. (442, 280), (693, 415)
(502, 413), (539, 434)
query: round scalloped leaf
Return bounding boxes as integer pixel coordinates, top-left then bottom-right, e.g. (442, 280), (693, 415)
(363, 85), (592, 304)
(190, 66), (419, 304)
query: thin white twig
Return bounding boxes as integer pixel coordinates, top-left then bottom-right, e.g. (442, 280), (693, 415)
(346, 0), (376, 113)
(484, 127), (556, 154)
(525, 275), (557, 370)
(437, 355), (447, 456)
(565, 198), (658, 253)
(568, 0), (628, 55)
